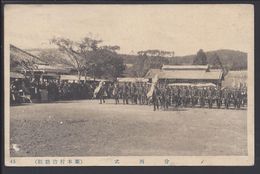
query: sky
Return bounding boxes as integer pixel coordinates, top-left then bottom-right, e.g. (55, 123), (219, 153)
(4, 4), (254, 56)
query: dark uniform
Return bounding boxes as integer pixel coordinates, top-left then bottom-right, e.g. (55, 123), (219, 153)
(113, 84), (120, 104)
(207, 87), (214, 108)
(215, 88), (222, 109)
(152, 86), (160, 111)
(234, 89), (242, 109)
(122, 83), (129, 104)
(223, 89), (231, 109)
(198, 88), (206, 108)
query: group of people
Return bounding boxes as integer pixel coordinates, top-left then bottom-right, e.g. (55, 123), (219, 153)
(10, 78), (103, 104)
(97, 82), (247, 111)
(150, 84), (247, 111)
(10, 78), (247, 111)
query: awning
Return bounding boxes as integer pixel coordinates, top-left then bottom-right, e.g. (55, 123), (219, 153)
(117, 77), (149, 83)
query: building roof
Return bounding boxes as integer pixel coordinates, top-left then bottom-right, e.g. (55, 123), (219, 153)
(162, 64), (209, 71)
(10, 44), (48, 65)
(159, 69), (223, 80)
(145, 68), (223, 80)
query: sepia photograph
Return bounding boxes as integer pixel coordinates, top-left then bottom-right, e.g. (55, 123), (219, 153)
(4, 4), (254, 166)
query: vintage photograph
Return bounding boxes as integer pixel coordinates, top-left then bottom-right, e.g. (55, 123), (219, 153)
(4, 4), (254, 166)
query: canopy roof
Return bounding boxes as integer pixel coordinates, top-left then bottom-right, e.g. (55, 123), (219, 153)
(159, 69), (223, 80)
(162, 64), (209, 71)
(145, 69), (223, 80)
(117, 77), (149, 83)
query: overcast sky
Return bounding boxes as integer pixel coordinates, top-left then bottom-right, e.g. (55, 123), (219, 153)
(5, 4), (253, 56)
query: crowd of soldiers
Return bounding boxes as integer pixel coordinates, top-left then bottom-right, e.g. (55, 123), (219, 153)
(10, 78), (247, 111)
(98, 82), (247, 111)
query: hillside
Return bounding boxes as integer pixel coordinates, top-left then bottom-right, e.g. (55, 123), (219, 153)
(121, 49), (247, 70)
(26, 48), (248, 71)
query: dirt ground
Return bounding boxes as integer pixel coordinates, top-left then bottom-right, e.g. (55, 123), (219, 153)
(9, 99), (247, 157)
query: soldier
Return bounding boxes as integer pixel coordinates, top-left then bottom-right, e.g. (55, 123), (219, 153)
(159, 85), (165, 109)
(113, 83), (120, 104)
(223, 88), (231, 109)
(152, 84), (160, 111)
(215, 87), (222, 109)
(99, 83), (107, 104)
(207, 87), (214, 108)
(198, 88), (205, 108)
(122, 82), (129, 104)
(127, 82), (131, 104)
(191, 86), (198, 107)
(184, 86), (189, 107)
(143, 83), (149, 105)
(234, 88), (242, 109)
(179, 87), (185, 107)
(186, 86), (192, 106)
(241, 87), (247, 107)
(174, 86), (180, 107)
(165, 85), (171, 109)
(137, 84), (142, 105)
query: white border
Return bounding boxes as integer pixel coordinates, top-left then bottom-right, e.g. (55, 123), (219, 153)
(4, 4), (254, 166)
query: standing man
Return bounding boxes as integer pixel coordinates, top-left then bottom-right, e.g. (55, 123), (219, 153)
(122, 82), (129, 104)
(152, 84), (160, 111)
(113, 83), (120, 104)
(215, 87), (222, 109)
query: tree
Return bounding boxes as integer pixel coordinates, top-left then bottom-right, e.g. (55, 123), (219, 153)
(50, 36), (125, 80)
(83, 49), (125, 79)
(130, 49), (171, 77)
(193, 49), (208, 65)
(211, 53), (228, 76)
(50, 37), (86, 80)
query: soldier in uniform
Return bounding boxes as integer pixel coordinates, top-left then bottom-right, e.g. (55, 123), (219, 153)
(143, 83), (149, 105)
(234, 88), (242, 109)
(135, 83), (140, 105)
(191, 86), (198, 107)
(122, 82), (129, 104)
(179, 87), (185, 107)
(215, 87), (222, 109)
(207, 87), (214, 108)
(159, 85), (165, 109)
(99, 83), (107, 104)
(113, 83), (120, 104)
(223, 88), (230, 109)
(241, 87), (247, 107)
(165, 85), (171, 109)
(187, 86), (192, 107)
(198, 87), (205, 108)
(174, 86), (181, 107)
(152, 84), (160, 111)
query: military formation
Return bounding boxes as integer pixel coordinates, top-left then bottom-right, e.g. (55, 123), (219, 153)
(10, 78), (247, 110)
(102, 82), (247, 111)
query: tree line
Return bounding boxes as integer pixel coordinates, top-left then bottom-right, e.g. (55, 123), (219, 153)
(31, 35), (230, 79)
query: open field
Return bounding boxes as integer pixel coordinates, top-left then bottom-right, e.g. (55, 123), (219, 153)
(10, 99), (247, 157)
